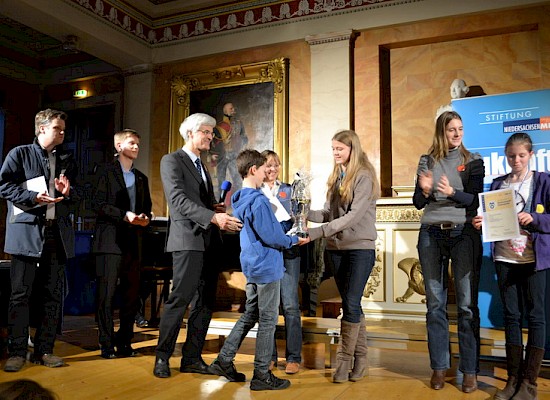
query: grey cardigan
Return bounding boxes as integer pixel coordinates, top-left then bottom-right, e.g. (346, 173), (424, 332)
(307, 170), (377, 250)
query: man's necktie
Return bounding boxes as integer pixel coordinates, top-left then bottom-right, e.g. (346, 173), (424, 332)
(195, 158), (202, 175)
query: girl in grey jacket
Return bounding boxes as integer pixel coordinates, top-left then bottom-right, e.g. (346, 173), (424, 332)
(307, 129), (379, 383)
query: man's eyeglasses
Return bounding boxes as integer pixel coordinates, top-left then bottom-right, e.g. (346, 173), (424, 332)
(197, 129), (213, 136)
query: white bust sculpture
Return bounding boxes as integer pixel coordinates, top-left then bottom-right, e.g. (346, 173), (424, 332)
(435, 79), (470, 120)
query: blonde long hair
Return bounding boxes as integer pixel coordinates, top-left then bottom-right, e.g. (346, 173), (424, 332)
(326, 130), (380, 204)
(428, 111), (471, 163)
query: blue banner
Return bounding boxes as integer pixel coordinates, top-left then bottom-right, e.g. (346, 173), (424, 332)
(453, 89), (550, 191)
(452, 89), (550, 331)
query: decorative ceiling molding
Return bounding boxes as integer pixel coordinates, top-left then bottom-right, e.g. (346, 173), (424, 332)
(305, 29), (357, 46)
(67, 0), (420, 45)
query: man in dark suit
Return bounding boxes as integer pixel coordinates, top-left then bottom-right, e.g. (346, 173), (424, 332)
(92, 129), (152, 359)
(153, 113), (242, 378)
(0, 109), (77, 372)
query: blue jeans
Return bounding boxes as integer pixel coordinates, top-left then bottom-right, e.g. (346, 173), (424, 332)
(417, 224), (481, 374)
(218, 280), (280, 373)
(329, 249), (375, 323)
(272, 256), (302, 363)
(496, 262), (546, 349)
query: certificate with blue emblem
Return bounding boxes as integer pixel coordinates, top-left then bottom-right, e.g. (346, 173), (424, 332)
(479, 188), (520, 242)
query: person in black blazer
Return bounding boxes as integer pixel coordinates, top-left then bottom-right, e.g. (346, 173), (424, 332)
(92, 129), (152, 359)
(153, 113), (242, 378)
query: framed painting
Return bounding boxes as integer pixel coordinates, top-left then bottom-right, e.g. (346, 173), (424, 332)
(393, 229), (425, 304)
(169, 58), (289, 200)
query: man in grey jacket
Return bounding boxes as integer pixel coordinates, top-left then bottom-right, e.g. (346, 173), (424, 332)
(153, 112), (242, 378)
(0, 109), (77, 372)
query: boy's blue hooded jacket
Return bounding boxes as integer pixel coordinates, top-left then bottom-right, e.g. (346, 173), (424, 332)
(231, 187), (298, 284)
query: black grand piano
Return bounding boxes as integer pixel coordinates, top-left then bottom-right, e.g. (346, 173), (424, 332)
(62, 218), (325, 322)
(140, 218), (326, 319)
(138, 218), (243, 325)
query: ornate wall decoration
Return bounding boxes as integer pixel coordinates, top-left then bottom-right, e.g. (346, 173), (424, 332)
(376, 204), (423, 223)
(394, 257), (425, 303)
(392, 229), (425, 305)
(363, 231), (385, 301)
(67, 0), (421, 44)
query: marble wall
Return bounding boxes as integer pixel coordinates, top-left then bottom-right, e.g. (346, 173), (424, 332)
(354, 5), (550, 194)
(391, 29), (547, 188)
(150, 4), (550, 216)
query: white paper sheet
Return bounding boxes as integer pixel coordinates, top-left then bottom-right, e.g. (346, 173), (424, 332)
(478, 188), (521, 243)
(261, 186), (291, 223)
(13, 175), (48, 215)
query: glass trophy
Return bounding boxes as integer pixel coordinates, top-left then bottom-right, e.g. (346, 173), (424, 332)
(290, 170), (312, 238)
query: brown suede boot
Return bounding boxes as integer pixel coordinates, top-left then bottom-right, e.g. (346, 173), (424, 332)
(349, 315), (368, 382)
(494, 344), (523, 400)
(511, 345), (544, 400)
(333, 320), (361, 383)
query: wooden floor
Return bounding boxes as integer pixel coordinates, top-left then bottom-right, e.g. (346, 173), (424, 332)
(1, 315), (549, 400)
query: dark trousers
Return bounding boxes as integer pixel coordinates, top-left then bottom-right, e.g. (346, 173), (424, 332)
(96, 253), (140, 349)
(8, 226), (65, 357)
(155, 250), (218, 363)
(496, 262), (547, 349)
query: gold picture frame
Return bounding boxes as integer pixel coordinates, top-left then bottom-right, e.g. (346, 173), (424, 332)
(169, 57), (290, 194)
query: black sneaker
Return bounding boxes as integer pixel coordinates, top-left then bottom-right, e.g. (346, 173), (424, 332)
(4, 356), (26, 372)
(250, 370), (291, 391)
(135, 316), (149, 328)
(100, 347), (117, 359)
(208, 358), (246, 382)
(33, 353), (65, 368)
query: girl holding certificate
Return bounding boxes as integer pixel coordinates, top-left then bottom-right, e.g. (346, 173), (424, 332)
(473, 132), (550, 400)
(413, 111), (485, 393)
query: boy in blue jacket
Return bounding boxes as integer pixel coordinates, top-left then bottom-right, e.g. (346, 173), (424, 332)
(208, 149), (309, 390)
